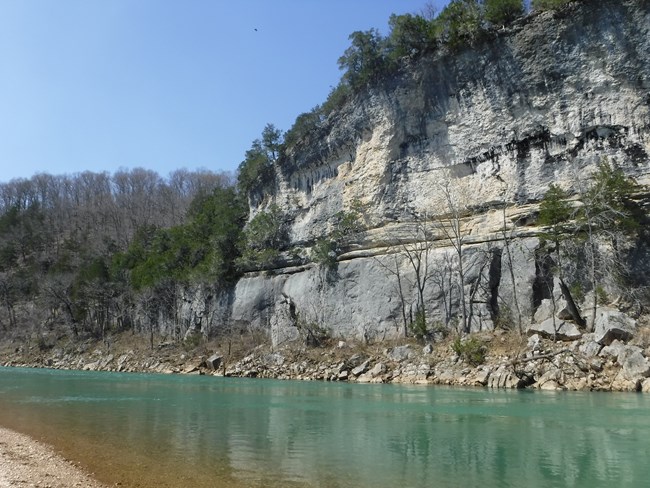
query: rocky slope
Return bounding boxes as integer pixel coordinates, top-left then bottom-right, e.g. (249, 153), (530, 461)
(4, 309), (650, 392)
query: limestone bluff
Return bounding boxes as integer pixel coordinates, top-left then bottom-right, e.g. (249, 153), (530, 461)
(174, 0), (650, 345)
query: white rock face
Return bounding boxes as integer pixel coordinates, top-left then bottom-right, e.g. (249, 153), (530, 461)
(227, 1), (650, 344)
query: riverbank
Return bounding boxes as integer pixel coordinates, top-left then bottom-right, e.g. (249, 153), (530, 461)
(2, 308), (650, 392)
(0, 427), (108, 488)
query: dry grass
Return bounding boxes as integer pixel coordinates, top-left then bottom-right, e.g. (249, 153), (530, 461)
(485, 329), (529, 358)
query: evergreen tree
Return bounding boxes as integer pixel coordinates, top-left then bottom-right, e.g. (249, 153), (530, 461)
(435, 0), (484, 49)
(338, 29), (391, 90)
(484, 0), (524, 26)
(538, 183), (572, 256)
(578, 160), (641, 328)
(237, 124), (283, 195)
(387, 13), (436, 59)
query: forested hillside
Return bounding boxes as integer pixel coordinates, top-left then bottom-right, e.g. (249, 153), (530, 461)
(0, 169), (238, 341)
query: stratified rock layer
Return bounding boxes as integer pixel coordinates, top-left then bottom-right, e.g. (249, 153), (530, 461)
(227, 0), (650, 344)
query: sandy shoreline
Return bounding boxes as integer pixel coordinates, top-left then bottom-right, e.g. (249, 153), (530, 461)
(0, 427), (108, 488)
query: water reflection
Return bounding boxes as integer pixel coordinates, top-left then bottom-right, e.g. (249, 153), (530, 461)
(0, 368), (649, 488)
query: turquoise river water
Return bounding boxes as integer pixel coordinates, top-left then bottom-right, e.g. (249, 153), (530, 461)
(0, 367), (649, 487)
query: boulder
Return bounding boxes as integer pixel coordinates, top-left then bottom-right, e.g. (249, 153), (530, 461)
(611, 374), (640, 392)
(82, 361), (99, 371)
(599, 340), (626, 359)
(527, 334), (542, 351)
(557, 308), (576, 321)
(589, 358), (604, 372)
(565, 377), (588, 391)
(334, 362), (346, 374)
(205, 353), (223, 370)
(99, 354), (114, 369)
(471, 367), (491, 386)
(593, 308), (636, 345)
(578, 338), (602, 357)
(388, 345), (413, 362)
(263, 353), (285, 367)
(347, 354), (367, 368)
(182, 362), (202, 374)
(351, 360), (370, 377)
(528, 318), (582, 341)
(536, 366), (565, 390)
(369, 362), (386, 378)
(116, 354), (131, 372)
(539, 380), (562, 391)
(618, 346), (650, 380)
(487, 365), (522, 389)
(533, 299), (554, 324)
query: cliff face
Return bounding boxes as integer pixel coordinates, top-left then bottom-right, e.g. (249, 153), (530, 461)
(191, 1), (650, 344)
(281, 0), (648, 225)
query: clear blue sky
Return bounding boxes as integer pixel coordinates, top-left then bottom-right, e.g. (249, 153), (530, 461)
(0, 0), (449, 183)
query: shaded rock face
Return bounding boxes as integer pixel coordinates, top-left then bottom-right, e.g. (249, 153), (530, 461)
(226, 1), (650, 345)
(229, 237), (541, 343)
(132, 285), (234, 341)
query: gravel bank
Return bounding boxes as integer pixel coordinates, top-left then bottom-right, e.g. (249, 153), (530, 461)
(0, 427), (107, 488)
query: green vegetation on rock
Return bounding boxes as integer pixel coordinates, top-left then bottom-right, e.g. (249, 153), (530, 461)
(532, 0), (573, 11)
(237, 204), (288, 269)
(484, 0), (525, 26)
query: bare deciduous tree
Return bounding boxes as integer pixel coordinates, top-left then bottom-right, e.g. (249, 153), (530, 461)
(433, 172), (471, 333)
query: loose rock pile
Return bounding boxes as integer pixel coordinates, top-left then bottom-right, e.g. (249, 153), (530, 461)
(3, 308), (649, 393)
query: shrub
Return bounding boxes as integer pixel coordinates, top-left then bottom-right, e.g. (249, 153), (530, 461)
(332, 199), (366, 239)
(321, 84), (351, 116)
(569, 282), (585, 303)
(284, 108), (323, 150)
(387, 13), (437, 59)
(484, 0), (524, 26)
(338, 29), (393, 90)
(237, 205), (288, 270)
(311, 238), (337, 268)
(183, 331), (203, 351)
(236, 248), (280, 270)
(434, 0), (484, 49)
(409, 309), (429, 341)
(241, 205), (287, 252)
(595, 285), (609, 305)
(295, 314), (331, 347)
(311, 200), (366, 268)
(452, 336), (487, 365)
